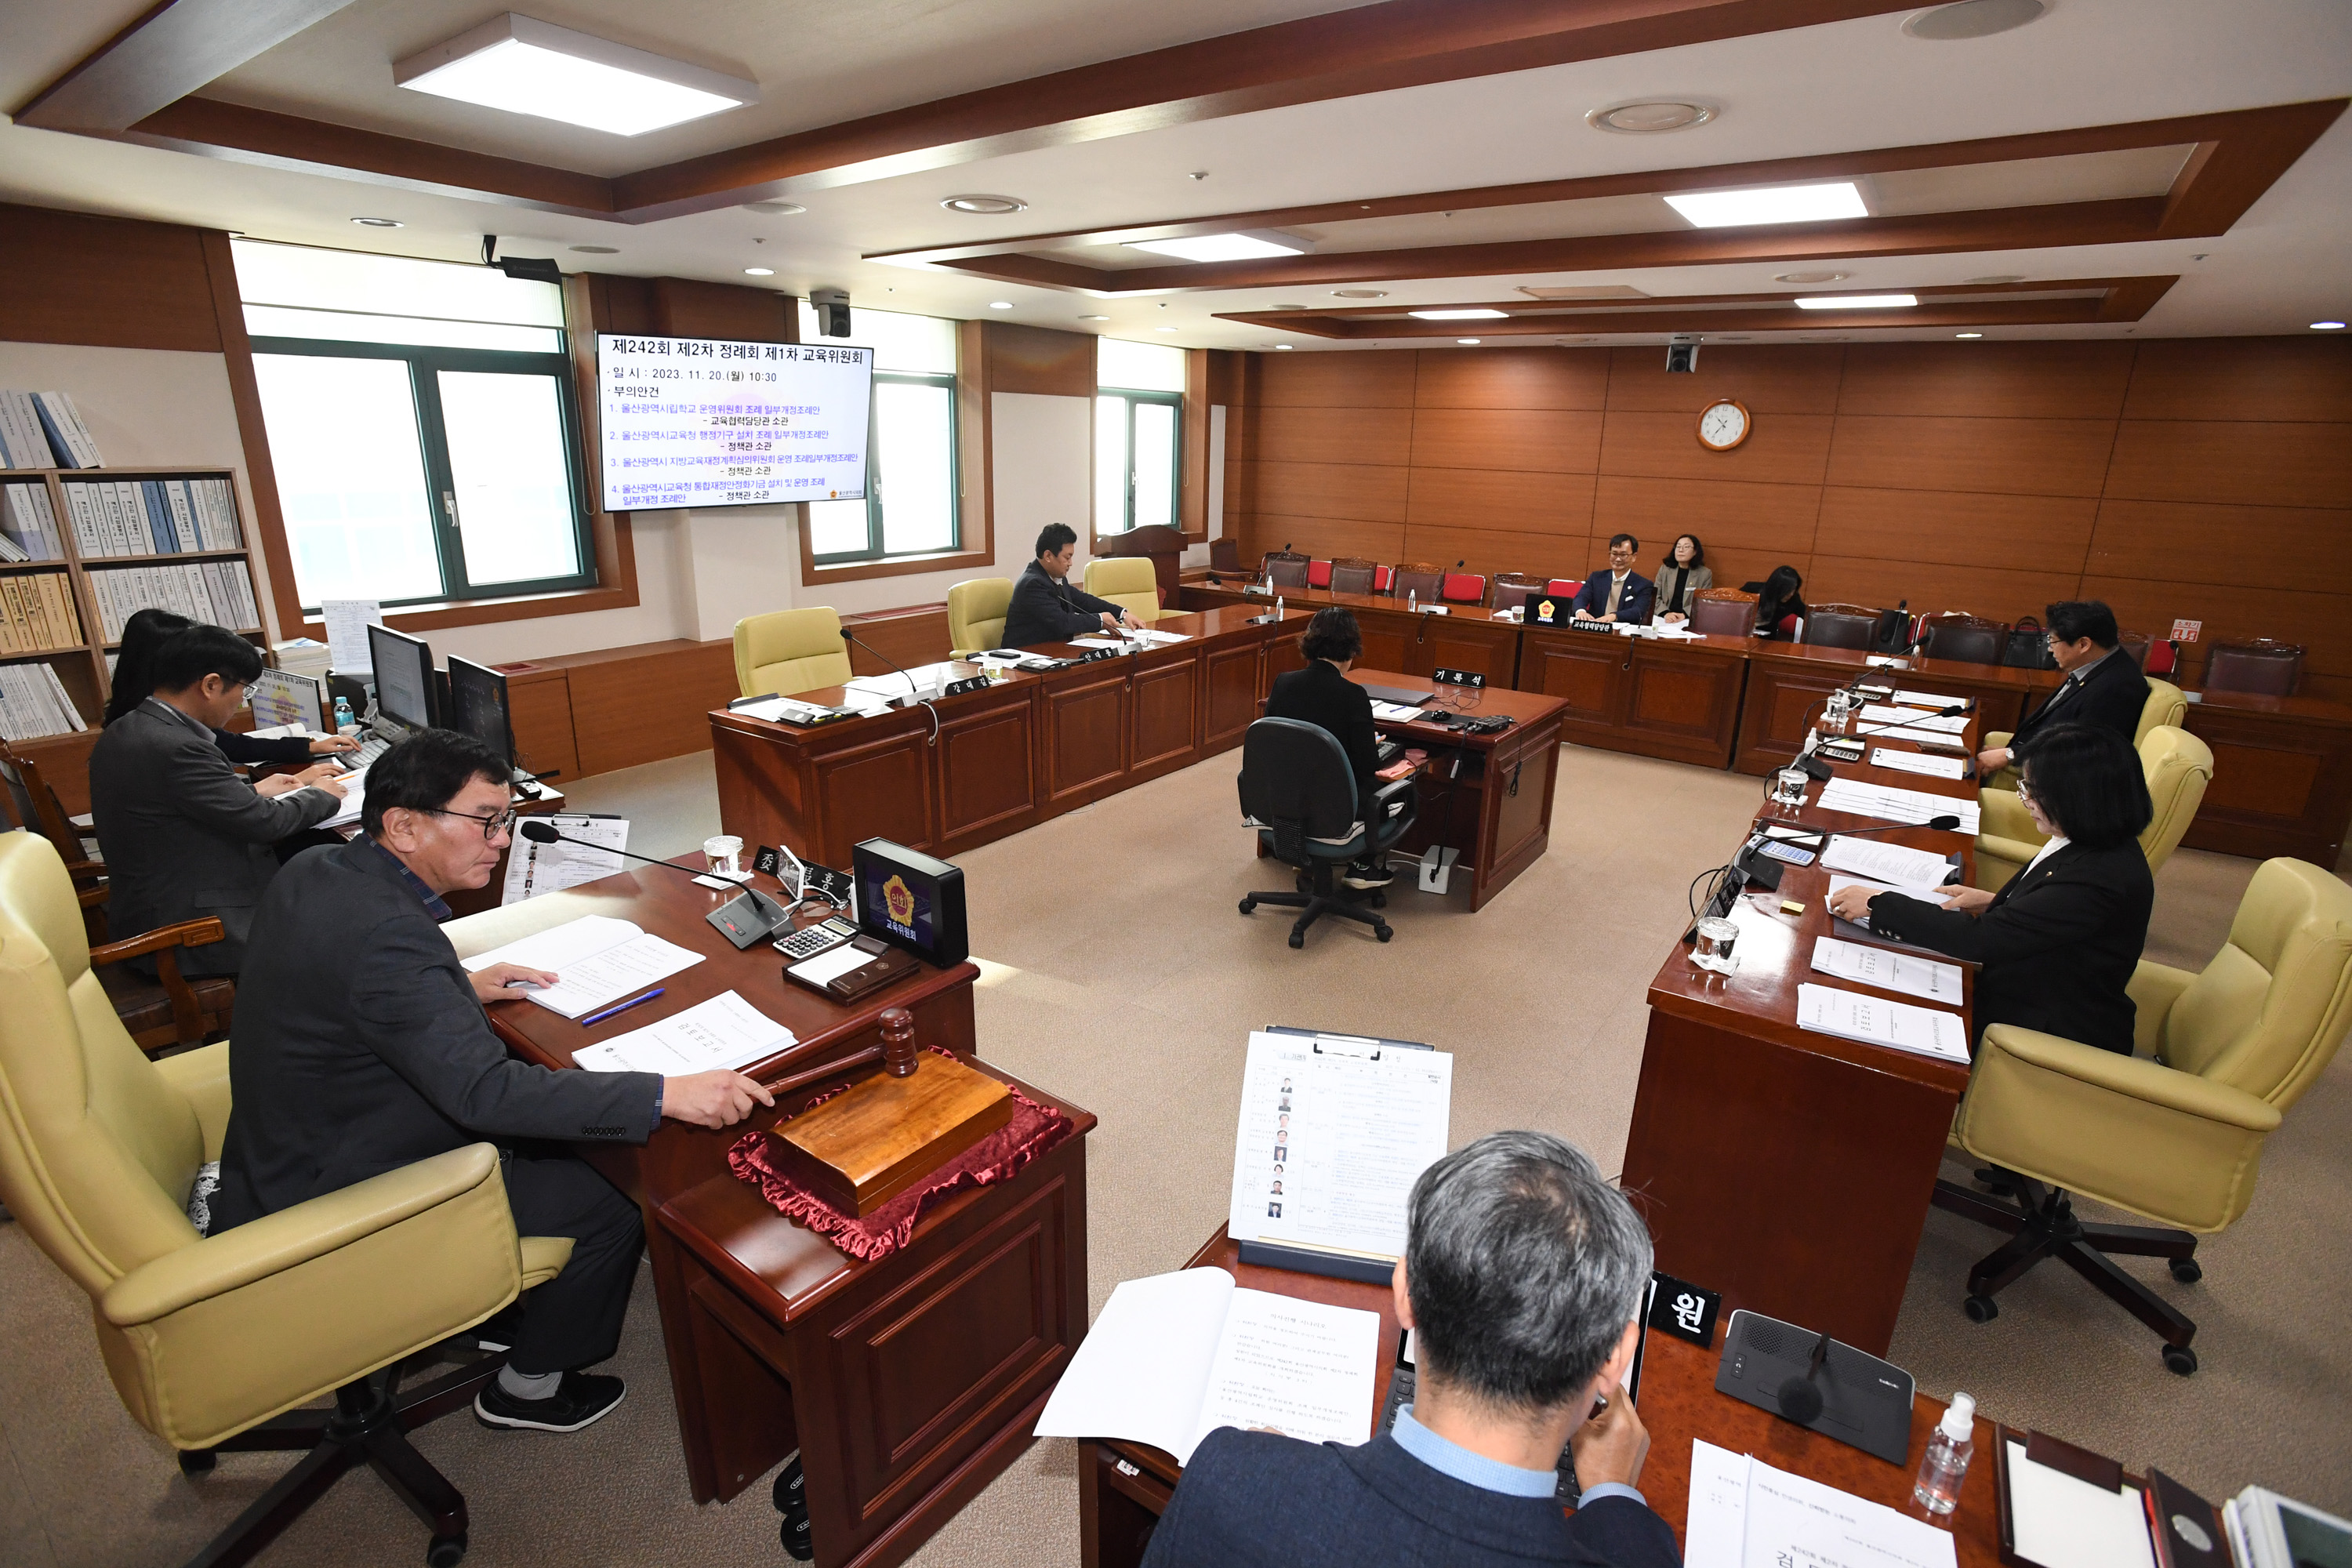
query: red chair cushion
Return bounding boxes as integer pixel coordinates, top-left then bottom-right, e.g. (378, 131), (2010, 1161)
(1547, 579), (1583, 597)
(1306, 559), (1333, 588)
(1372, 566), (1395, 592)
(1442, 572), (1486, 603)
(2147, 641), (2177, 676)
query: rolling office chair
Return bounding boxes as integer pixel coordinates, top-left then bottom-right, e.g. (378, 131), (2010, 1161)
(947, 577), (1014, 655)
(1801, 604), (1882, 651)
(1934, 858), (2352, 1373)
(0, 831), (575, 1566)
(2202, 638), (2303, 696)
(732, 607), (854, 698)
(1236, 719), (1415, 948)
(1918, 614), (2009, 665)
(1687, 590), (1759, 637)
(1972, 724), (2213, 891)
(1328, 557), (1379, 596)
(1082, 555), (1169, 622)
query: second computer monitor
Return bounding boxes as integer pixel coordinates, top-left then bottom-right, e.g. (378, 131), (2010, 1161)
(447, 656), (514, 768)
(367, 622), (437, 731)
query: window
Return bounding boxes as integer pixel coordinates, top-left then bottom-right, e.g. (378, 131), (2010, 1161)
(236, 239), (594, 610)
(799, 305), (960, 566)
(1096, 339), (1185, 535)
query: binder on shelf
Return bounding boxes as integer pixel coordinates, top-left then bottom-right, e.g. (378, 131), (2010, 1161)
(31, 393), (101, 468)
(0, 393), (51, 469)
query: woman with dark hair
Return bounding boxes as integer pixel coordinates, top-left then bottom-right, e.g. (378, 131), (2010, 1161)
(1653, 534), (1713, 623)
(1828, 724), (2154, 1054)
(1747, 565), (1806, 641)
(1265, 606), (1392, 890)
(107, 609), (355, 779)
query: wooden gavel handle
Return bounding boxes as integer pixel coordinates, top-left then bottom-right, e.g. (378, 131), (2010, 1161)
(761, 1046), (884, 1099)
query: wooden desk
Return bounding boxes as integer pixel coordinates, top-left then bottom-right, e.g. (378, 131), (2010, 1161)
(2178, 689), (2352, 864)
(1621, 713), (1982, 1356)
(1517, 624), (1752, 768)
(1733, 648), (2054, 778)
(1181, 582), (1524, 687)
(449, 866), (1095, 1568)
(1079, 1229), (1995, 1568)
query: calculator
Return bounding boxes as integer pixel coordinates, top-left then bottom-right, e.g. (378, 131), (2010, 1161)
(1756, 840), (1817, 866)
(774, 917), (858, 961)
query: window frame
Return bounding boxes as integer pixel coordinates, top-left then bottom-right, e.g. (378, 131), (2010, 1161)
(249, 335), (598, 612)
(806, 367), (962, 568)
(1094, 386), (1184, 535)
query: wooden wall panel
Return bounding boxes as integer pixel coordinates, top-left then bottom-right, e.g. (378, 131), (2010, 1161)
(1254, 405), (1414, 466)
(566, 641), (741, 775)
(1240, 459), (1410, 521)
(1806, 558), (2081, 626)
(1241, 514), (1406, 564)
(1256, 350), (1417, 407)
(648, 278), (796, 342)
(2122, 339), (2352, 423)
(0, 202), (223, 352)
(1594, 476), (1824, 557)
(1406, 467), (1593, 534)
(1600, 410), (1835, 485)
(1836, 342), (2135, 420)
(1410, 407), (1602, 473)
(1414, 347), (1607, 409)
(1603, 345), (1844, 413)
(1815, 488), (2100, 572)
(985, 322), (1096, 397)
(2103, 420), (2352, 509)
(2085, 499), (2352, 593)
(1402, 524), (1587, 579)
(1826, 416), (2117, 497)
(2082, 578), (2352, 691)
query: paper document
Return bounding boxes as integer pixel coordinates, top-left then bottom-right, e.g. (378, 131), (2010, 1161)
(1859, 703), (1967, 733)
(2003, 1437), (2157, 1568)
(1826, 873), (1933, 947)
(1067, 637), (1127, 648)
(1893, 689), (1969, 710)
(735, 695), (837, 724)
(1127, 627), (1190, 644)
(787, 943), (870, 988)
(319, 600), (383, 676)
(844, 671), (929, 700)
(1033, 1268), (1381, 1465)
(303, 764), (368, 830)
(1818, 778), (1980, 834)
(1687, 1440), (1958, 1568)
(1861, 725), (1971, 748)
(1812, 936), (1964, 1004)
(503, 814), (628, 905)
(1370, 701), (1425, 722)
(1871, 747), (1966, 779)
(1797, 982), (1969, 1063)
(574, 990), (795, 1075)
(1820, 836), (1957, 890)
(460, 915), (706, 1019)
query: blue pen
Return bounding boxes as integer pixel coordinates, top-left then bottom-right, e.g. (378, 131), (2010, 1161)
(579, 987), (665, 1027)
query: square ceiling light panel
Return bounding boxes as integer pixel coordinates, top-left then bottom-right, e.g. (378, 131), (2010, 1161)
(395, 15), (757, 136)
(1664, 182), (1868, 227)
(1124, 232), (1308, 263)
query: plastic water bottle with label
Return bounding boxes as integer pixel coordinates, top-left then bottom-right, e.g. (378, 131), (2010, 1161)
(332, 695), (355, 734)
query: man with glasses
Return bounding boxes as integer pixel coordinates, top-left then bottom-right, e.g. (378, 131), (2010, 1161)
(89, 623), (347, 976)
(212, 728), (774, 1436)
(1567, 534), (1655, 626)
(1976, 600), (2149, 779)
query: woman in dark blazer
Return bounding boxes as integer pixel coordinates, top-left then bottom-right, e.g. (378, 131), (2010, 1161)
(1827, 724), (2154, 1054)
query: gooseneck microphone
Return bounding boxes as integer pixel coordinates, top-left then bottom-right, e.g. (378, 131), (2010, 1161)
(839, 626), (941, 746)
(518, 819), (789, 949)
(1777, 1330), (1832, 1425)
(1811, 815), (1965, 836)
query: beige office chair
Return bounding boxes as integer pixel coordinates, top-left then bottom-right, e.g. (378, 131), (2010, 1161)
(1082, 556), (1167, 623)
(947, 577), (1015, 655)
(732, 607), (853, 698)
(1981, 677), (2187, 794)
(1973, 724), (2212, 891)
(1933, 858), (2352, 1374)
(0, 831), (573, 1566)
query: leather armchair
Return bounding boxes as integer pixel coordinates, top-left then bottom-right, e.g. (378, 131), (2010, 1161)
(0, 831), (573, 1565)
(1328, 557), (1379, 597)
(1973, 724), (2212, 891)
(1978, 677), (2184, 795)
(1933, 858), (2352, 1373)
(733, 607), (854, 698)
(947, 577), (1014, 655)
(1082, 555), (1167, 622)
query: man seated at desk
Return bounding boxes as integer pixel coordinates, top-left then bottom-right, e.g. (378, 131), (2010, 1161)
(1002, 522), (1143, 647)
(210, 728), (775, 1436)
(1570, 533), (1655, 626)
(88, 623), (348, 977)
(1265, 607), (1392, 891)
(1978, 599), (2150, 778)
(1142, 1131), (1677, 1568)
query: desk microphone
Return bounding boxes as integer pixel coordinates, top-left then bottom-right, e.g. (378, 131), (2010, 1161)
(1777, 1330), (1832, 1425)
(1815, 702), (1974, 778)
(839, 626), (941, 746)
(1810, 815), (1964, 836)
(517, 820), (790, 949)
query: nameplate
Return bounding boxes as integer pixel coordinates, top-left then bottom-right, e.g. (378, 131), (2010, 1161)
(1432, 667), (1486, 688)
(1649, 1271), (1722, 1347)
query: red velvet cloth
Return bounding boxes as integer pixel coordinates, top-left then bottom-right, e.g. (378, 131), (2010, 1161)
(726, 1050), (1075, 1261)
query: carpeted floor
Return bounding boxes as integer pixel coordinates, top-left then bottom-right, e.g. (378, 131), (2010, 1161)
(5, 743), (2347, 1568)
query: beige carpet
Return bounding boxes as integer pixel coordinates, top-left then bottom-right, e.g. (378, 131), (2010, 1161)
(5, 744), (2347, 1568)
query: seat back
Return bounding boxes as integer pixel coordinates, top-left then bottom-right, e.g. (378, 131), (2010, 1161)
(1329, 557), (1377, 596)
(1261, 553), (1311, 589)
(1237, 719), (1359, 850)
(1392, 564), (1443, 602)
(2159, 858), (2352, 1111)
(1440, 572), (1486, 605)
(0, 833), (207, 1303)
(733, 608), (854, 698)
(1490, 576), (1544, 616)
(2118, 630), (2152, 669)
(2203, 640), (2303, 696)
(1305, 558), (1333, 590)
(1209, 538), (1243, 574)
(1, 742), (85, 867)
(947, 577), (1015, 654)
(1688, 590), (1758, 637)
(1082, 556), (1164, 622)
(1545, 578), (1583, 597)
(2137, 678), (2187, 744)
(1921, 614), (2009, 666)
(1370, 564), (1396, 594)
(2136, 724), (2212, 875)
(1802, 604), (1882, 651)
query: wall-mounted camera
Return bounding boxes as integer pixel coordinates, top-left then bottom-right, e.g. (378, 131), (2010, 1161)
(1665, 336), (1700, 374)
(811, 286), (851, 338)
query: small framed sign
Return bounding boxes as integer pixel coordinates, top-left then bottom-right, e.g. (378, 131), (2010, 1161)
(1648, 1272), (1722, 1348)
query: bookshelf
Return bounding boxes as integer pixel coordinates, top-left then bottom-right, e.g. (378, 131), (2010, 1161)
(0, 466), (267, 795)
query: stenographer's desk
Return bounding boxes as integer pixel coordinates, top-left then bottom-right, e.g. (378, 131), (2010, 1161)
(1621, 711), (1983, 1357)
(1078, 1226), (1997, 1568)
(449, 866), (1095, 1568)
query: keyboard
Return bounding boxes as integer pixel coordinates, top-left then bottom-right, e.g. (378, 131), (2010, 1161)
(346, 735), (392, 770)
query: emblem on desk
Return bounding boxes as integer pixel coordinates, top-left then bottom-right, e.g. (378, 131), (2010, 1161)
(881, 873), (917, 927)
(1536, 599), (1557, 624)
(1648, 1271), (1722, 1347)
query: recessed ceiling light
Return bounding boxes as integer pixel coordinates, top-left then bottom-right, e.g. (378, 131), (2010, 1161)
(1667, 183), (1867, 228)
(743, 267), (774, 276)
(1272, 344), (1294, 350)
(987, 301), (1014, 310)
(2310, 321), (2347, 330)
(350, 216), (404, 228)
(1964, 273), (2025, 285)
(1903, 0), (2047, 42)
(742, 200), (804, 216)
(1126, 233), (1307, 263)
(1079, 314), (1109, 321)
(1332, 289), (1387, 299)
(1955, 332), (1984, 338)
(942, 194), (1027, 215)
(1587, 100), (1718, 134)
(1457, 338), (1482, 345)
(1410, 308), (1508, 320)
(568, 244), (619, 254)
(394, 14), (757, 136)
(1773, 270), (1849, 284)
(1797, 293), (1918, 310)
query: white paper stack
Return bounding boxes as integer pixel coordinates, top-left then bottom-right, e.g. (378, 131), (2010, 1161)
(460, 914), (706, 1020)
(574, 989), (794, 1075)
(1858, 703), (1967, 733)
(1818, 778), (1980, 834)
(1820, 836), (1958, 890)
(1796, 982), (1969, 1064)
(1687, 1441), (1958, 1568)
(1871, 747), (1966, 779)
(1811, 936), (1965, 1004)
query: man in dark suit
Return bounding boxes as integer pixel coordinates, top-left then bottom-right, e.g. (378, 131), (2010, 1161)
(1143, 1131), (1677, 1568)
(1570, 534), (1655, 626)
(1001, 522), (1142, 648)
(88, 625), (347, 975)
(212, 729), (775, 1434)
(1265, 607), (1392, 890)
(1979, 600), (2149, 776)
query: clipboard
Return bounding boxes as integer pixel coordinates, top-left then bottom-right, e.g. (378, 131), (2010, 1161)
(1995, 1425), (2155, 1568)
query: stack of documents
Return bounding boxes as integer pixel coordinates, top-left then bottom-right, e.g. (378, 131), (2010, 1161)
(1687, 1441), (1958, 1568)
(307, 765), (368, 830)
(1892, 689), (1969, 710)
(1370, 700), (1425, 722)
(1818, 777), (1979, 834)
(460, 915), (706, 1019)
(1797, 982), (1969, 1064)
(574, 989), (793, 1074)
(1820, 836), (1958, 890)
(1870, 747), (1966, 779)
(503, 814), (627, 905)
(1811, 936), (1964, 1004)
(1857, 703), (1968, 732)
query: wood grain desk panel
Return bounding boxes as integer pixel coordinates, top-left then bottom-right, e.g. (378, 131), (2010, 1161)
(1181, 583), (1521, 685)
(1079, 1228), (1995, 1568)
(1518, 627), (1749, 768)
(1734, 648), (2048, 776)
(2180, 690), (2352, 864)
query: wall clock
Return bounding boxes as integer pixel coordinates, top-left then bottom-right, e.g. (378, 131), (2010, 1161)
(1697, 398), (1751, 452)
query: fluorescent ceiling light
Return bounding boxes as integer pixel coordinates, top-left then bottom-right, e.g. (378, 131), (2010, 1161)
(743, 267), (774, 277)
(987, 301), (1014, 310)
(1665, 182), (1867, 228)
(395, 15), (756, 136)
(1409, 308), (1508, 320)
(1457, 338), (1482, 345)
(1955, 332), (1984, 338)
(1124, 233), (1306, 263)
(1795, 294), (1918, 310)
(2313, 321), (2347, 330)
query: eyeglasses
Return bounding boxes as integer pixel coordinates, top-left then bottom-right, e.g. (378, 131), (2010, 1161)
(421, 806), (517, 841)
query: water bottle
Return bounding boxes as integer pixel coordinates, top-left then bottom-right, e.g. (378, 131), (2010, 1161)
(1911, 1392), (1976, 1515)
(1274, 595), (1283, 622)
(1408, 587), (1418, 612)
(332, 695), (355, 734)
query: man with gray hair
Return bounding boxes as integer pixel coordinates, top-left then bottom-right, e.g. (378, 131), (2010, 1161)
(1142, 1131), (1678, 1566)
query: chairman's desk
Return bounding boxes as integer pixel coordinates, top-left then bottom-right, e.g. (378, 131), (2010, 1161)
(447, 866), (1095, 1568)
(1080, 1227), (1998, 1568)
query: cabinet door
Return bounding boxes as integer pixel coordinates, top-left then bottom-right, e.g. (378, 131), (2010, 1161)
(808, 724), (938, 859)
(1203, 641), (1262, 753)
(1519, 632), (1624, 729)
(1412, 620), (1519, 685)
(1043, 669), (1131, 809)
(935, 692), (1040, 850)
(1259, 634), (1307, 697)
(1624, 644), (1746, 767)
(1354, 612), (1414, 676)
(1130, 655), (1201, 778)
(1735, 664), (1846, 775)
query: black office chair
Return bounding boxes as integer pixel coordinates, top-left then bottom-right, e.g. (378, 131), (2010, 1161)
(1236, 719), (1415, 948)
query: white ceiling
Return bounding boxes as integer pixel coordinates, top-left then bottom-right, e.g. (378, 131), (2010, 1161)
(2, 0), (2347, 350)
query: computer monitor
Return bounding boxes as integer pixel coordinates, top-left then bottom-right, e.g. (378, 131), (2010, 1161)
(248, 667), (325, 734)
(447, 656), (515, 768)
(367, 622), (437, 731)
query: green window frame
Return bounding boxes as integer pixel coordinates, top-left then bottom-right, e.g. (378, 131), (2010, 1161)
(807, 368), (962, 566)
(1095, 387), (1182, 535)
